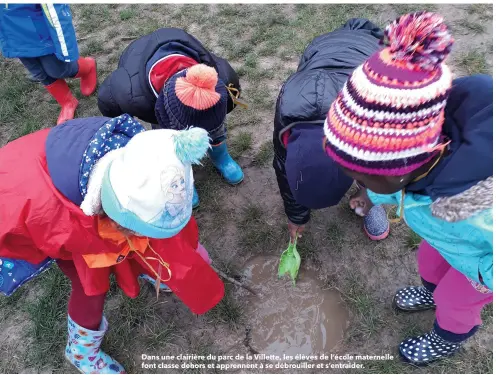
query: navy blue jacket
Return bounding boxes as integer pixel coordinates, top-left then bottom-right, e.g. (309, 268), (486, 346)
(273, 19), (382, 225)
(407, 74), (493, 199)
(45, 116), (142, 205)
(45, 117), (110, 205)
(97, 28), (240, 125)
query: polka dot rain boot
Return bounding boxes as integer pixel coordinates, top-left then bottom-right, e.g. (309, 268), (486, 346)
(65, 315), (125, 374)
(393, 286), (436, 311)
(399, 329), (462, 365)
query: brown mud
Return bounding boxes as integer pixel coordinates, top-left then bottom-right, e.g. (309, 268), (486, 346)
(241, 256), (349, 356)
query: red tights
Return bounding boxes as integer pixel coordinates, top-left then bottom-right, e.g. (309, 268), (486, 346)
(57, 260), (106, 331)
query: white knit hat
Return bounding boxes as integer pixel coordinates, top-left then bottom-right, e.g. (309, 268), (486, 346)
(100, 127), (210, 238)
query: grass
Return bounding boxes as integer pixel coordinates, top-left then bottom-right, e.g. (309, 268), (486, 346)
(0, 342), (26, 373)
(185, 335), (221, 374)
(455, 51), (490, 75)
(106, 28), (120, 40)
(213, 256), (242, 280)
(237, 203), (285, 255)
(219, 40), (255, 61)
(75, 4), (111, 35)
(481, 303), (493, 323)
(390, 3), (438, 16)
(120, 8), (136, 21)
(399, 318), (426, 338)
(466, 4), (493, 21)
(104, 287), (180, 371)
(0, 60), (37, 123)
(237, 64), (276, 82)
(404, 230), (422, 251)
(193, 164), (226, 213)
(244, 86), (274, 110)
(458, 19), (486, 35)
(340, 271), (385, 342)
(135, 18), (162, 38)
(296, 233), (321, 264)
(325, 220), (345, 252)
(253, 141), (273, 167)
(238, 203), (264, 226)
(244, 53), (258, 69)
(24, 268), (71, 371)
(229, 131), (253, 158)
(0, 284), (26, 311)
(206, 286), (243, 330)
(81, 39), (105, 56)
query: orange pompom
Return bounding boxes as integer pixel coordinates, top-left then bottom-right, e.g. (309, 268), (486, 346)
(175, 64), (221, 110)
(185, 64), (218, 89)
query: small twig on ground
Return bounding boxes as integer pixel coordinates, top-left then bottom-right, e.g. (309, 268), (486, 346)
(211, 265), (259, 297)
(121, 36), (138, 41)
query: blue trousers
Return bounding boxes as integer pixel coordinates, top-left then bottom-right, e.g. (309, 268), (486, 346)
(19, 54), (78, 86)
(209, 121), (227, 145)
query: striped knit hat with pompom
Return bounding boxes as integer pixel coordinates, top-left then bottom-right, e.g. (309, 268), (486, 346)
(155, 64), (228, 134)
(324, 12), (454, 176)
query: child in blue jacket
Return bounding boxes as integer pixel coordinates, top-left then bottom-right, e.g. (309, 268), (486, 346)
(0, 3), (97, 124)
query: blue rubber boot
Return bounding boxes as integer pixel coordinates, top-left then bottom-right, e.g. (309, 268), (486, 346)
(208, 141), (244, 185)
(65, 315), (125, 374)
(192, 185), (200, 209)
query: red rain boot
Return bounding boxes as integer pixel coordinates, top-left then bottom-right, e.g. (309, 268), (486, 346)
(45, 80), (79, 125)
(75, 57), (97, 96)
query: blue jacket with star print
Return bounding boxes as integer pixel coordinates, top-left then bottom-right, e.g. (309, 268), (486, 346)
(45, 115), (144, 206)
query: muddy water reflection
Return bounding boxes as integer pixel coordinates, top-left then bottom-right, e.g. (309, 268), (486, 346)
(243, 256), (349, 356)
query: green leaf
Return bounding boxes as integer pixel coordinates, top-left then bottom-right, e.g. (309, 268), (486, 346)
(278, 240), (301, 285)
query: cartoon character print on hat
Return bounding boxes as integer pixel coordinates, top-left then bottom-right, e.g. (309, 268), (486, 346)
(155, 166), (192, 229)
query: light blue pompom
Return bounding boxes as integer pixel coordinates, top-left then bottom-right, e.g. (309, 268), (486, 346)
(173, 127), (211, 165)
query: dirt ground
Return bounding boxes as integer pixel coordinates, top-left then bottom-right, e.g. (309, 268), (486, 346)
(0, 3), (493, 374)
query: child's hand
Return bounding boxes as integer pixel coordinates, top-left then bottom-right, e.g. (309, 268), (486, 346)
(349, 186), (373, 217)
(288, 221), (305, 242)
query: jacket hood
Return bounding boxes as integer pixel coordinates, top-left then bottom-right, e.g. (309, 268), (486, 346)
(286, 123), (353, 209)
(407, 75), (493, 200)
(145, 43), (200, 80)
(45, 115), (145, 207)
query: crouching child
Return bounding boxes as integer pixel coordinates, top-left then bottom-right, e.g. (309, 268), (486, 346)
(323, 12), (493, 364)
(0, 114), (224, 374)
(98, 28), (245, 208)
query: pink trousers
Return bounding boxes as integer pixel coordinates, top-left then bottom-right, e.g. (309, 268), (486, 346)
(418, 240), (493, 334)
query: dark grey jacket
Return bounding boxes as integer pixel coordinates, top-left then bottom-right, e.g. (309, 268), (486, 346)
(273, 19), (382, 224)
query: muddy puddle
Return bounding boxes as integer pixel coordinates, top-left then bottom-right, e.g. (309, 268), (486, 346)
(242, 256), (349, 356)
